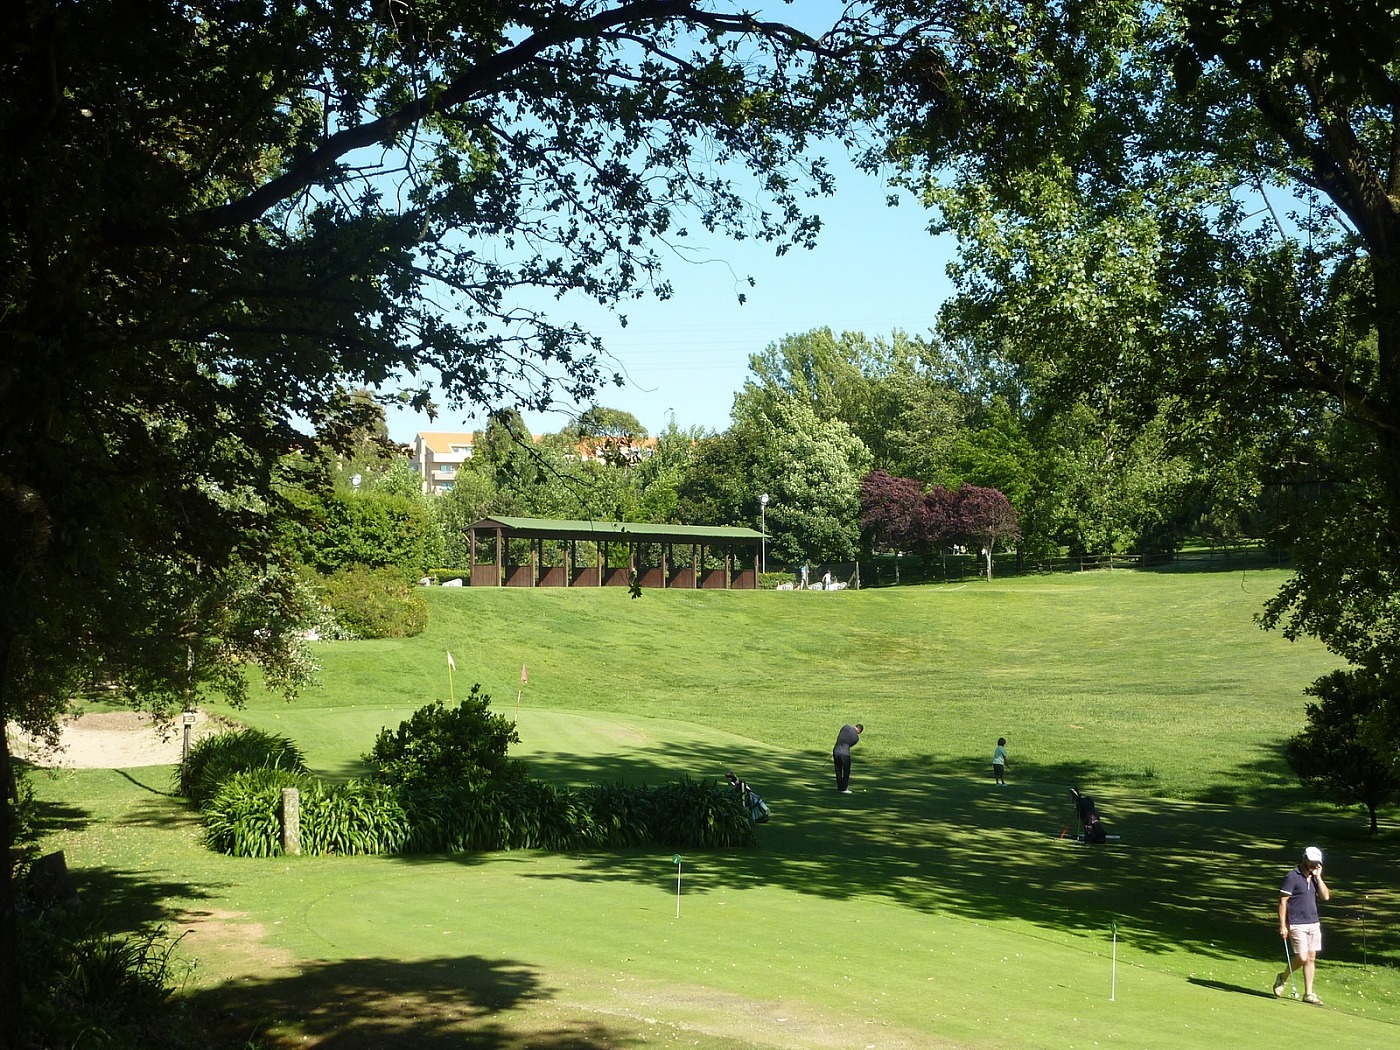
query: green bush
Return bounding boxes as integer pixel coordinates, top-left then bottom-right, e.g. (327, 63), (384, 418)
(318, 563), (429, 639)
(202, 767), (317, 857)
(301, 780), (411, 856)
(648, 777), (754, 849)
(191, 702), (755, 858)
(177, 728), (308, 808)
(199, 771), (755, 857)
(585, 781), (655, 848)
(17, 911), (213, 1050)
(365, 688), (525, 791)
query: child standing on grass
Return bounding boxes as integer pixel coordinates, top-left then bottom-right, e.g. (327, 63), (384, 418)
(992, 737), (1008, 785)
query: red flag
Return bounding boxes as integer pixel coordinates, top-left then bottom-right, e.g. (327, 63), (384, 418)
(520, 664), (528, 684)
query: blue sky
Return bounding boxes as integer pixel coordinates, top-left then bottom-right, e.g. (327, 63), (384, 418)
(382, 3), (959, 444)
(383, 156), (957, 444)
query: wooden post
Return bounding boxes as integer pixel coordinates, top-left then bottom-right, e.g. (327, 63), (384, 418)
(281, 787), (301, 856)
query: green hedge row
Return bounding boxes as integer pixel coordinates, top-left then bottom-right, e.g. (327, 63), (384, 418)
(185, 730), (755, 857)
(200, 771), (753, 857)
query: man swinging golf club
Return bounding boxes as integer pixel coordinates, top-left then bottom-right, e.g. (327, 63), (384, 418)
(1274, 845), (1331, 1005)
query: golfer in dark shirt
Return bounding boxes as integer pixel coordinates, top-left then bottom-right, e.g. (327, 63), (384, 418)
(1275, 846), (1331, 1004)
(832, 723), (863, 794)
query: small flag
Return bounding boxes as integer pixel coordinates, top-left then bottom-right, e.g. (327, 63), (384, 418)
(447, 651), (456, 671)
(520, 664), (528, 684)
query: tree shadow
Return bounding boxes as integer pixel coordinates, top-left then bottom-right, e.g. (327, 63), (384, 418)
(183, 954), (624, 1049)
(506, 742), (1400, 968)
(70, 866), (226, 932)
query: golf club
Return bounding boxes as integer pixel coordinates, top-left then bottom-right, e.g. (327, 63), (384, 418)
(1283, 936), (1300, 1000)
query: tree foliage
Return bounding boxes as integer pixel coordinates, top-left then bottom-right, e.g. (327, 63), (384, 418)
(857, 0), (1400, 814)
(0, 2), (880, 1039)
(860, 470), (1020, 578)
(1286, 670), (1400, 833)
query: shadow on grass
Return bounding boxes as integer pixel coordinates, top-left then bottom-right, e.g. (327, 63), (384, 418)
(72, 866), (226, 931)
(114, 767), (181, 798)
(508, 738), (1400, 969)
(28, 795), (93, 836)
(1186, 976), (1280, 1000)
(183, 954), (622, 1049)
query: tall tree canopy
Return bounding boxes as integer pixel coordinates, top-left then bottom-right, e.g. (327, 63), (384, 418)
(866, 0), (1400, 694)
(0, 2), (873, 1040)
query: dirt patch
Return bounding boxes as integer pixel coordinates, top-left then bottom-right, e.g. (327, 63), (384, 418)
(173, 907), (298, 981)
(8, 709), (227, 769)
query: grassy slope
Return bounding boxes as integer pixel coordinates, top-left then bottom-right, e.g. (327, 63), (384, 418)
(29, 568), (1400, 1049)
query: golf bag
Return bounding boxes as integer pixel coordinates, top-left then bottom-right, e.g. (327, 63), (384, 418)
(725, 770), (771, 824)
(1071, 787), (1107, 844)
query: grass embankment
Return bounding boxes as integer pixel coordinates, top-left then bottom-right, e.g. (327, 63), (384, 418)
(30, 569), (1400, 1049)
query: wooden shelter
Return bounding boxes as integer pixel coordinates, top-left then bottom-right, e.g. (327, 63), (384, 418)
(465, 516), (764, 589)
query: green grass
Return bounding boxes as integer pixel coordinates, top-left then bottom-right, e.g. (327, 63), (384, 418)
(25, 568), (1400, 1048)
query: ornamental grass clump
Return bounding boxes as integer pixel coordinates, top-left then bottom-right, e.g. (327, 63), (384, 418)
(649, 777), (754, 849)
(177, 727), (308, 808)
(300, 780), (411, 856)
(202, 766), (318, 858)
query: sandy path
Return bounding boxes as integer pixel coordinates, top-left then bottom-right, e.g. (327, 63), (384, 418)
(8, 709), (223, 769)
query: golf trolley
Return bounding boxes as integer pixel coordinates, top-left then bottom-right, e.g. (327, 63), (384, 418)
(725, 770), (771, 824)
(1067, 787), (1109, 844)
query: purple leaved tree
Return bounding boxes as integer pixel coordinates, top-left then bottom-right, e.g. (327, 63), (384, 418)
(953, 485), (1022, 581)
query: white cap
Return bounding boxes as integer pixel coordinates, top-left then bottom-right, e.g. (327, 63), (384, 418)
(1303, 846), (1323, 864)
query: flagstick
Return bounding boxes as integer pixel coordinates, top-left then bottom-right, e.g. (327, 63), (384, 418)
(1110, 921), (1118, 1001)
(674, 856), (683, 918)
(1362, 895), (1369, 971)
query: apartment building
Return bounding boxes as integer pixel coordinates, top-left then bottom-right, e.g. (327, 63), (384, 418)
(411, 431), (476, 495)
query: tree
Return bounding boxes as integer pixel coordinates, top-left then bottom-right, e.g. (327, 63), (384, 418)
(950, 484), (1021, 581)
(629, 420), (705, 524)
(740, 328), (969, 480)
(859, 470), (928, 552)
(745, 397), (873, 564)
(1287, 670), (1400, 833)
(301, 491), (432, 578)
(675, 426), (754, 530)
(866, 0), (1400, 684)
(0, 3), (871, 1039)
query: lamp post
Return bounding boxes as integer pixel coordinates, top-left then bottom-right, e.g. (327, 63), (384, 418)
(759, 492), (769, 574)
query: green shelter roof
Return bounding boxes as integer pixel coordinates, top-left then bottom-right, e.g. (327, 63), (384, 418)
(467, 516), (763, 544)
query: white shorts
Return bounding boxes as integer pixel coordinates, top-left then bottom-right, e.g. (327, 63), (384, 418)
(1289, 923), (1323, 955)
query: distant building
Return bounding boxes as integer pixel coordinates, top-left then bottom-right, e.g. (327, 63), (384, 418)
(412, 431), (476, 495)
(573, 435), (658, 465)
(412, 428), (658, 495)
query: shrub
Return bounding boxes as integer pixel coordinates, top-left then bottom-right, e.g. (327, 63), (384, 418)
(318, 563), (428, 639)
(18, 911), (206, 1050)
(301, 780), (411, 856)
(202, 767), (318, 857)
(177, 728), (308, 808)
(365, 688), (525, 791)
(585, 781), (654, 848)
(648, 777), (754, 849)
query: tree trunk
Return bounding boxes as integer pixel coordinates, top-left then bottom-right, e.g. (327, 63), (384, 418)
(0, 722), (21, 1048)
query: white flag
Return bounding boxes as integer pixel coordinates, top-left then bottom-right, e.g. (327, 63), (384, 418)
(446, 650), (456, 671)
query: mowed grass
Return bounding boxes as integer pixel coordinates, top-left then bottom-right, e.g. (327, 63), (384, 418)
(28, 568), (1400, 1049)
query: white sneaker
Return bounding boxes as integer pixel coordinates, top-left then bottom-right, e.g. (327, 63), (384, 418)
(839, 789), (853, 794)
